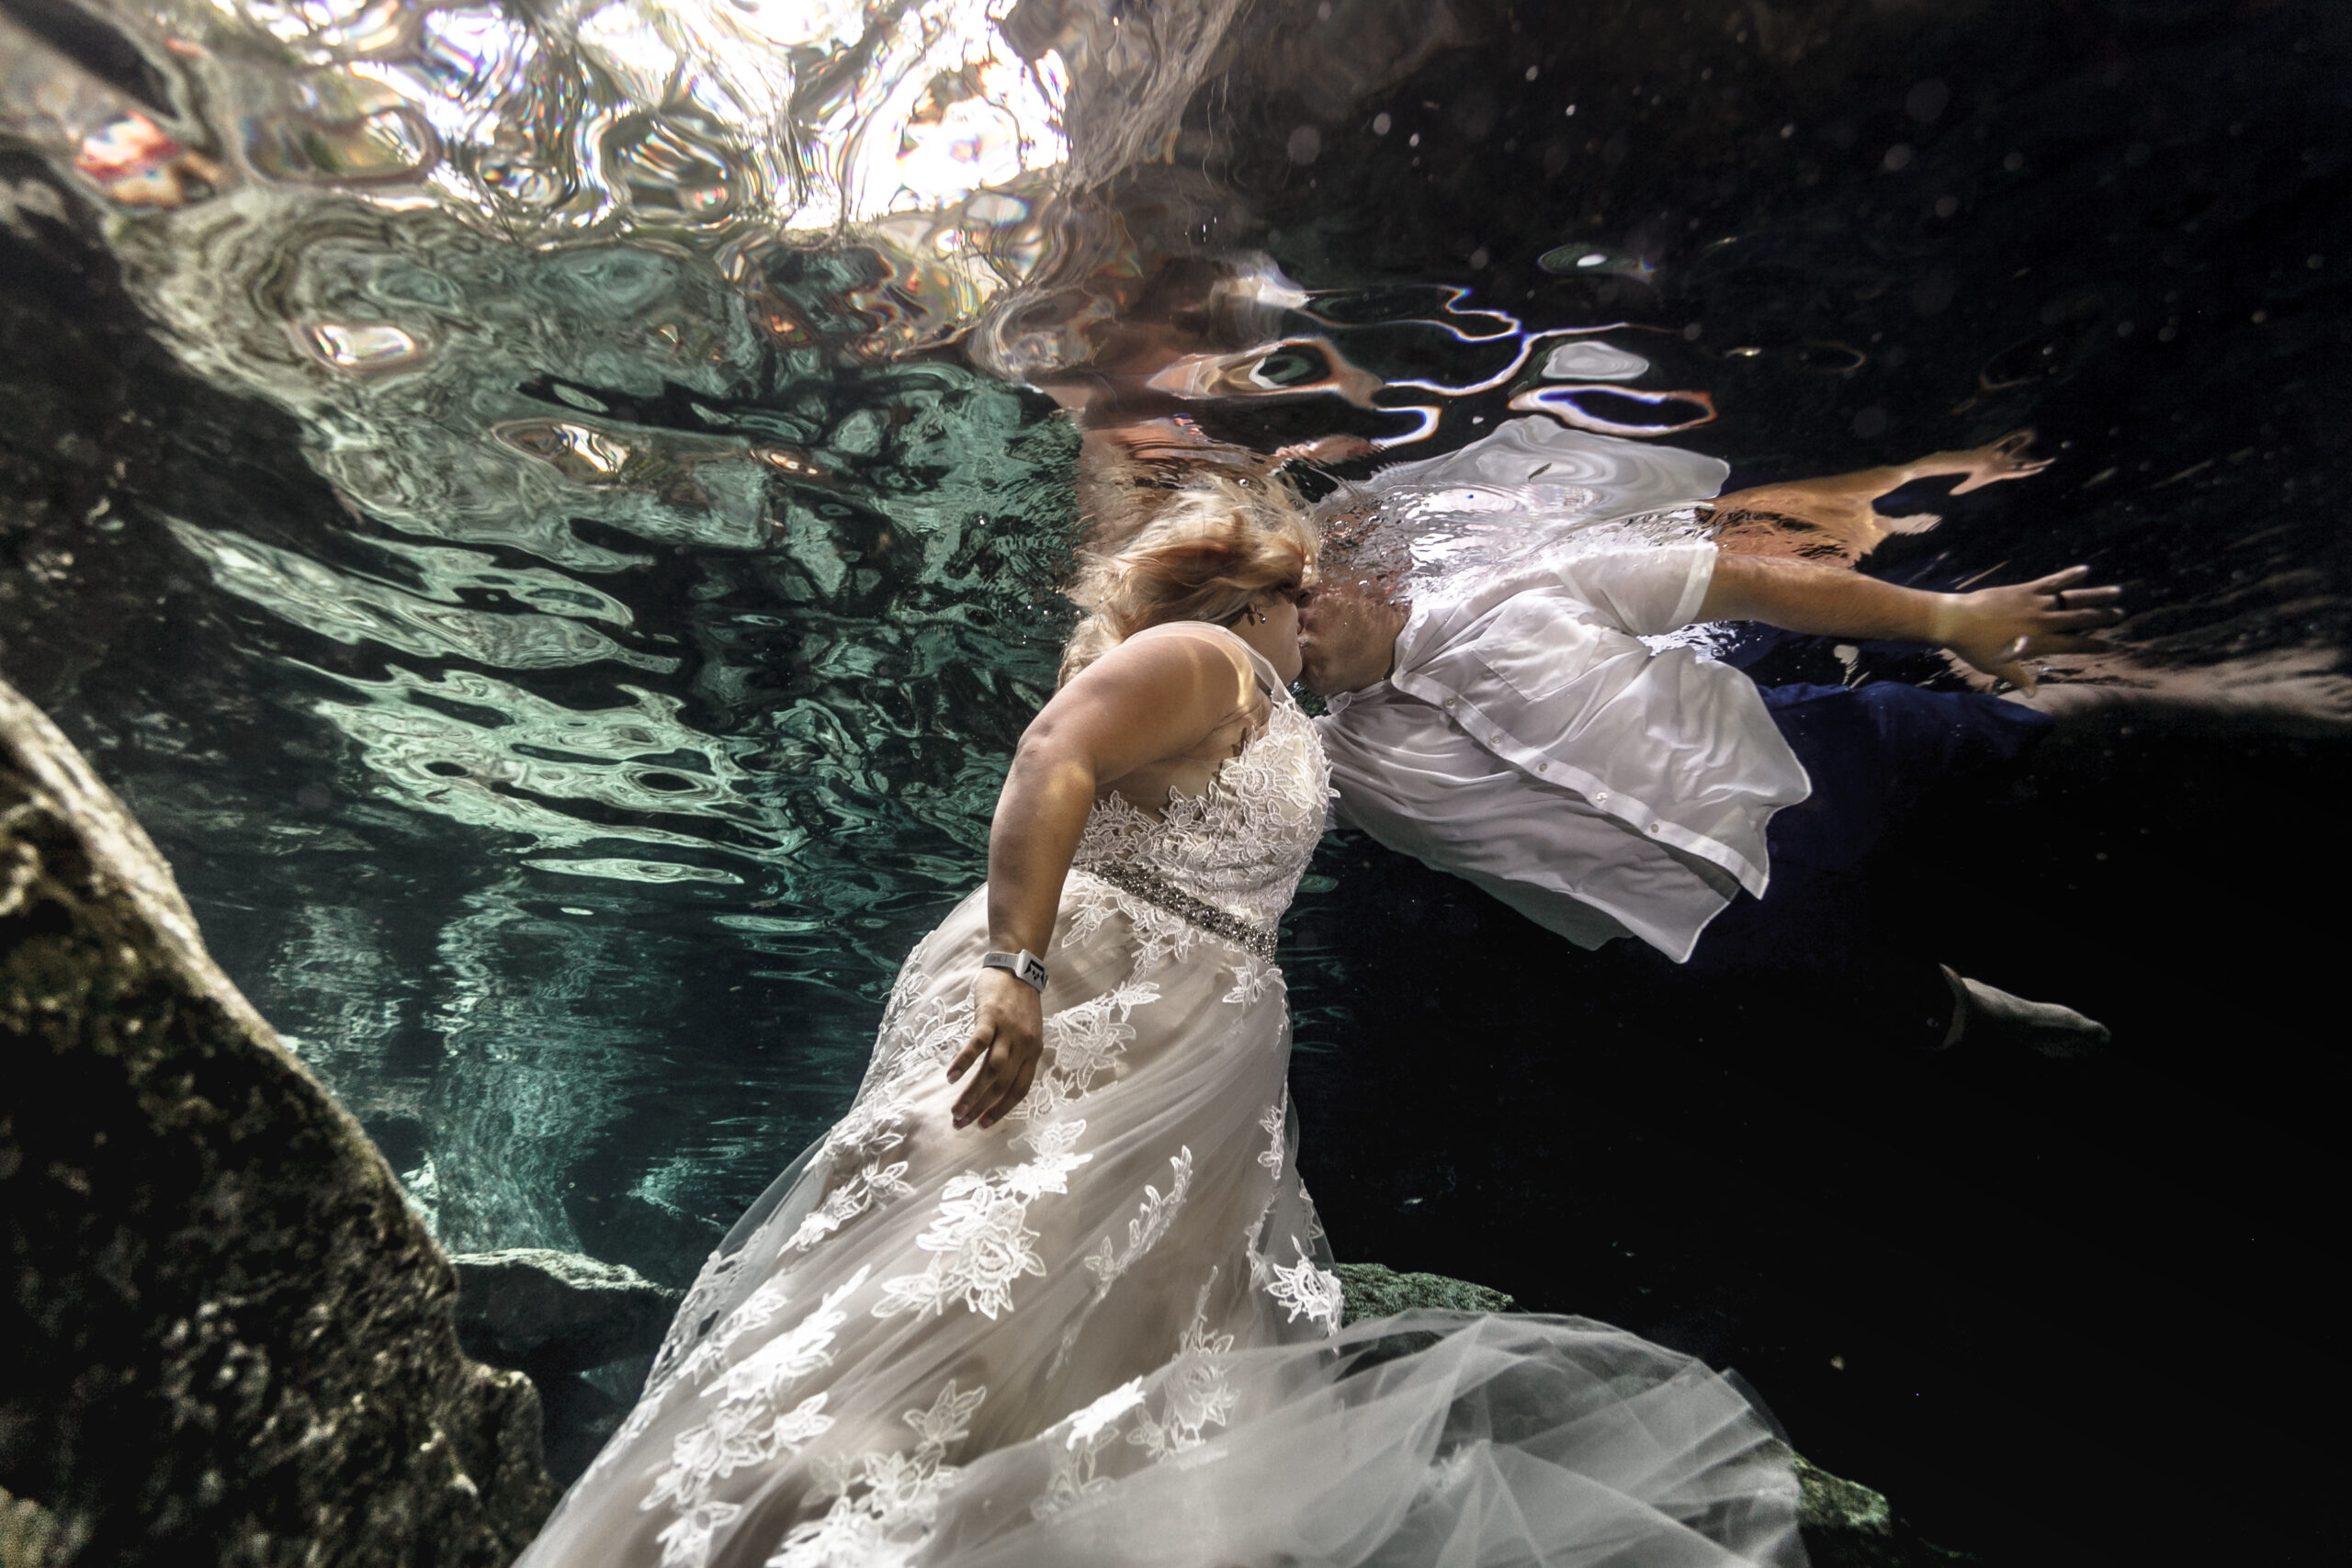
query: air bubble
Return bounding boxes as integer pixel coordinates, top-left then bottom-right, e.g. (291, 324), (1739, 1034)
(1905, 80), (1951, 123)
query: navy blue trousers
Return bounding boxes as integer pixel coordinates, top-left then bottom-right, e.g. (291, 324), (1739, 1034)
(1673, 682), (2053, 1046)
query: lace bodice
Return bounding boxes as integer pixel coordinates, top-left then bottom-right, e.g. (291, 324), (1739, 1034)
(1069, 634), (1331, 954)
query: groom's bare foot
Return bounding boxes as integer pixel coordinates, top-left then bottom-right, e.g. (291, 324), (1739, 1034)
(1941, 966), (2111, 1056)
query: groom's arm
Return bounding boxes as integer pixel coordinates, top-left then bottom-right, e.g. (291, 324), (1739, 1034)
(1696, 552), (2122, 693)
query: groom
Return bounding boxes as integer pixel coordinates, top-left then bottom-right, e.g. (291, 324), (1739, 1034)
(1295, 530), (2124, 1052)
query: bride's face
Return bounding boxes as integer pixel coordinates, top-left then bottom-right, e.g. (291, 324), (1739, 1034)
(1240, 590), (1304, 685)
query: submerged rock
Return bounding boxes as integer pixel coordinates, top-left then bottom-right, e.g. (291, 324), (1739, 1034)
(563, 1190), (726, 1291)
(1788, 1451), (1972, 1567)
(449, 1249), (680, 1376)
(448, 1249), (680, 1488)
(0, 677), (552, 1564)
(1334, 1259), (1517, 1322)
(1, 1486), (62, 1565)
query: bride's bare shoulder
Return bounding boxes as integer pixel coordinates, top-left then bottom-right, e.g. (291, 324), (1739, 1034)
(1091, 622), (1256, 683)
(1061, 625), (1261, 739)
(1123, 620), (1253, 653)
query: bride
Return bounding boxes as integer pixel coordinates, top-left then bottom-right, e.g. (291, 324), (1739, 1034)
(517, 478), (1803, 1568)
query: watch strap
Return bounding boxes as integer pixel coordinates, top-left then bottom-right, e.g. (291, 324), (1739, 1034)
(981, 949), (1048, 993)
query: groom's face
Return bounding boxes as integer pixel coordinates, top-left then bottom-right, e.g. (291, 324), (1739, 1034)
(1297, 577), (1403, 697)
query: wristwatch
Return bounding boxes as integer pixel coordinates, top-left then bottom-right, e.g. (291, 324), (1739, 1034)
(981, 949), (1048, 993)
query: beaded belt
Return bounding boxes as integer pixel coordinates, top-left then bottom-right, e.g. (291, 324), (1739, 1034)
(1078, 859), (1280, 963)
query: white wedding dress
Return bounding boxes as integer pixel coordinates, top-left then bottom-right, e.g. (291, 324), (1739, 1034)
(517, 625), (1802, 1568)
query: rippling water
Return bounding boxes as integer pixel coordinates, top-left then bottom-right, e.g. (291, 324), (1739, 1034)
(0, 0), (1748, 1254)
(6, 1), (2349, 1559)
(2, 0), (1147, 1256)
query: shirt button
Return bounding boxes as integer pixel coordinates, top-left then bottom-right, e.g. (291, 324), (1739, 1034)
(1592, 792), (1607, 804)
(1535, 761), (1549, 773)
(1489, 731), (1502, 744)
(1646, 822), (1663, 835)
(1443, 697), (1457, 710)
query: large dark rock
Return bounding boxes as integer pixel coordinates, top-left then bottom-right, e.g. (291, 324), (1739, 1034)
(449, 1249), (679, 1375)
(0, 677), (553, 1565)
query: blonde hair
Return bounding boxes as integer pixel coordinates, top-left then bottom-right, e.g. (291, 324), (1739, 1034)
(1060, 474), (1317, 685)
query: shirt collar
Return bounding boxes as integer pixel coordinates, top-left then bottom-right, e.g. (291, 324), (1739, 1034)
(1390, 602), (1433, 673)
(1321, 678), (1393, 717)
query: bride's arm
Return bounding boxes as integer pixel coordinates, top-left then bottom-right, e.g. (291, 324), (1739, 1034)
(946, 631), (1258, 1131)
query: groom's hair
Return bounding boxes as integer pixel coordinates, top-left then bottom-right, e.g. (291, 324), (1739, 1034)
(1058, 474), (1317, 685)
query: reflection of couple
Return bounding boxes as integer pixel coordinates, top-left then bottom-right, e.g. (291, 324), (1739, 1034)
(521, 484), (1824, 1566)
(523, 454), (2122, 1562)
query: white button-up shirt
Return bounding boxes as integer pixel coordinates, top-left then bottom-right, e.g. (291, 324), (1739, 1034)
(1316, 535), (1812, 961)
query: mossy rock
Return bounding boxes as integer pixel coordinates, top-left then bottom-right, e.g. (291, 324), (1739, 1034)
(1, 678), (552, 1566)
(1333, 1260), (1517, 1324)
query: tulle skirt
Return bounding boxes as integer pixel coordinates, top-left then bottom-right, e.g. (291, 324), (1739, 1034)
(917, 1308), (1802, 1568)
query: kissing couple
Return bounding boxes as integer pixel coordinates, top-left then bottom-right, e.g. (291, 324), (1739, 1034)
(519, 468), (2119, 1568)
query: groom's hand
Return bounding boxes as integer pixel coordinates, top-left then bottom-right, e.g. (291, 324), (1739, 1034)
(1935, 565), (2124, 693)
(948, 968), (1044, 1130)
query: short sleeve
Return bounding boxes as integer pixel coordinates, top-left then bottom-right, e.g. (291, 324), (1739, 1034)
(1543, 539), (1716, 636)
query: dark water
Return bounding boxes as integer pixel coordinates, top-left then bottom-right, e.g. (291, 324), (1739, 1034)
(3, 1), (2346, 1562)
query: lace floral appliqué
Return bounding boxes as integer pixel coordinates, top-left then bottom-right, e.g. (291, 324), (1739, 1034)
(1033, 1274), (1238, 1521)
(780, 954), (975, 1261)
(639, 1269), (870, 1568)
(1082, 1145), (1194, 1292)
(874, 1119), (1093, 1321)
(1015, 978), (1159, 1125)
(767, 1380), (988, 1568)
(1261, 1237), (1344, 1335)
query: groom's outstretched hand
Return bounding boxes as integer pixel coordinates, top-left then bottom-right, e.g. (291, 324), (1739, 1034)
(949, 968), (1044, 1130)
(1700, 555), (2123, 697)
(1934, 565), (2124, 693)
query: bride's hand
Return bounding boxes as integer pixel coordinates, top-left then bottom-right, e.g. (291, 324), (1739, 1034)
(948, 968), (1044, 1130)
